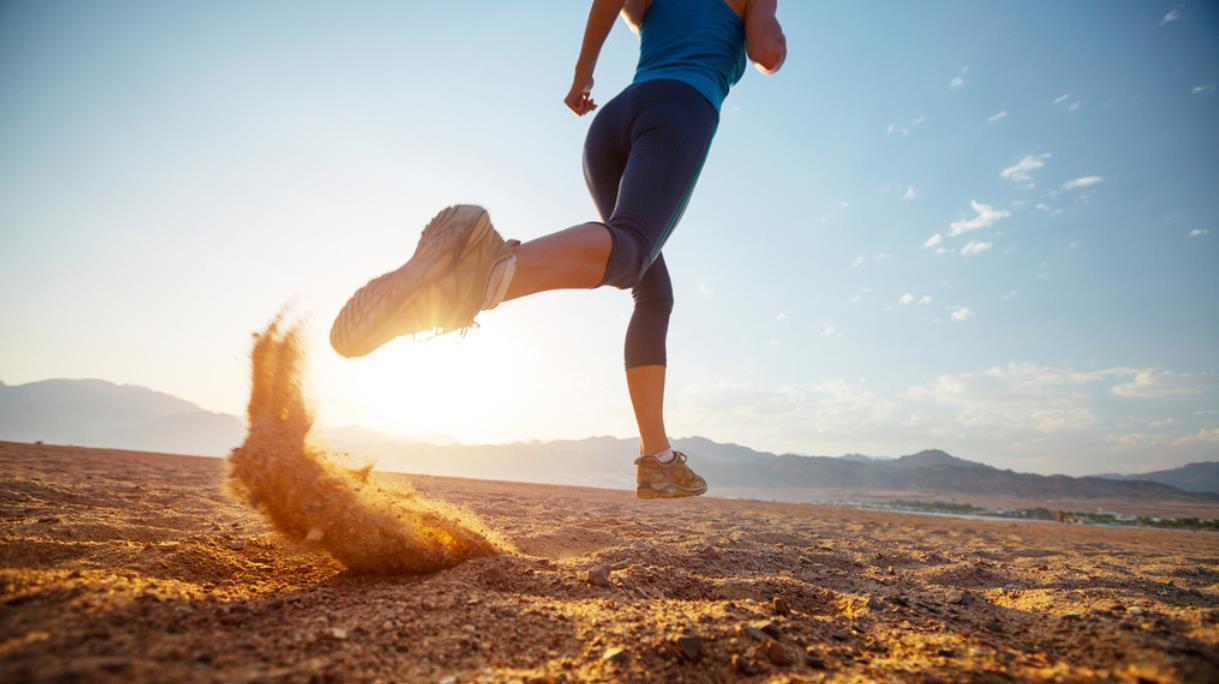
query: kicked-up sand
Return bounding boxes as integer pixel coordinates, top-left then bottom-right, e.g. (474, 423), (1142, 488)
(1, 440), (1218, 682)
(227, 318), (504, 574)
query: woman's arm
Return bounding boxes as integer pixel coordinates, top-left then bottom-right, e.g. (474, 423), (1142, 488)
(565, 0), (628, 116)
(745, 0), (786, 75)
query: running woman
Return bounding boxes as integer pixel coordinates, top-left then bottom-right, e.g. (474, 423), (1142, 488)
(331, 0), (786, 499)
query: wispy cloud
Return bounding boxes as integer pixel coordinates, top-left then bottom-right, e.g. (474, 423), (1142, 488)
(1000, 153), (1051, 186)
(1068, 100), (1083, 112)
(851, 255), (865, 268)
(1174, 427), (1219, 446)
(949, 66), (969, 90)
(902, 186), (918, 200)
(950, 306), (975, 321)
(886, 115), (926, 136)
(1193, 83), (1216, 95)
(987, 111), (1008, 124)
(1161, 9), (1181, 25)
(1053, 93), (1071, 105)
(949, 200), (1011, 237)
(918, 295), (932, 305)
(775, 312), (788, 322)
(923, 233), (944, 249)
(961, 241), (993, 257)
(899, 292), (915, 305)
(1188, 228), (1211, 238)
(1062, 176), (1104, 191)
(1111, 370), (1216, 398)
(820, 322), (841, 338)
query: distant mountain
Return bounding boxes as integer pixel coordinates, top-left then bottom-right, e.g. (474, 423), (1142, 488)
(3, 377), (1215, 508)
(0, 378), (243, 456)
(1095, 461), (1219, 495)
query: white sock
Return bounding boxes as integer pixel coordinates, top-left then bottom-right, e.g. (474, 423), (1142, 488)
(481, 254), (517, 311)
(649, 447), (676, 464)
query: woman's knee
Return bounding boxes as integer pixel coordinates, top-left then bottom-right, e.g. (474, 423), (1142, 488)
(598, 219), (657, 289)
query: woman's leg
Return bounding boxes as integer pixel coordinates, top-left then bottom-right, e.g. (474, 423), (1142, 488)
(502, 222), (611, 301)
(626, 255), (674, 455)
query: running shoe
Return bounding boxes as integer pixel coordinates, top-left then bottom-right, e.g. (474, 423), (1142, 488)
(330, 205), (519, 358)
(635, 451), (708, 499)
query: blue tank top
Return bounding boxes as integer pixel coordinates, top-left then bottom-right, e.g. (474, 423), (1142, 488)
(631, 0), (747, 112)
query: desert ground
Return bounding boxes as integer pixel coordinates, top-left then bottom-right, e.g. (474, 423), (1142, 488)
(2, 441), (1218, 683)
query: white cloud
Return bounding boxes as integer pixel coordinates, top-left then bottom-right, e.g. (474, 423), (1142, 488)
(1068, 100), (1083, 112)
(903, 186), (918, 200)
(1193, 83), (1216, 95)
(949, 200), (1011, 236)
(848, 288), (871, 305)
(1188, 229), (1211, 238)
(1062, 175), (1104, 191)
(874, 252), (892, 262)
(1111, 370), (1217, 398)
(820, 322), (841, 338)
(898, 292), (915, 305)
(960, 241), (993, 257)
(1161, 9), (1181, 25)
(775, 312), (788, 322)
(1035, 202), (1051, 211)
(923, 233), (944, 249)
(697, 283), (713, 296)
(910, 115), (926, 127)
(1053, 93), (1071, 105)
(851, 255), (865, 268)
(887, 115), (926, 136)
(1001, 289), (1019, 300)
(987, 111), (1008, 124)
(949, 66), (968, 90)
(918, 295), (932, 305)
(1000, 154), (1050, 185)
(1174, 427), (1219, 446)
(949, 306), (975, 321)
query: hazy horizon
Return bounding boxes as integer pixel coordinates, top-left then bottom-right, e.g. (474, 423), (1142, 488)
(3, 1), (1217, 476)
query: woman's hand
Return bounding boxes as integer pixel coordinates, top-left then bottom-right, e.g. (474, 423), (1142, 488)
(565, 73), (598, 116)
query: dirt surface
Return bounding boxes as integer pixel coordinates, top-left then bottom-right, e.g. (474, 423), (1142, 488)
(2, 442), (1218, 683)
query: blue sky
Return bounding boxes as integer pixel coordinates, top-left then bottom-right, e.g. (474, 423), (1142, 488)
(2, 1), (1216, 475)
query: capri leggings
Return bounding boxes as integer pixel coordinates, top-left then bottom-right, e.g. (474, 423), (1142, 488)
(583, 78), (719, 369)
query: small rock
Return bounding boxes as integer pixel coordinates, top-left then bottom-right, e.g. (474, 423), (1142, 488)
(586, 564), (612, 587)
(1060, 612), (1081, 620)
(805, 654), (826, 669)
(937, 647), (956, 658)
(228, 539), (246, 551)
(886, 565), (895, 575)
(328, 627), (348, 640)
(764, 640), (796, 666)
(676, 635), (702, 662)
(890, 595), (910, 608)
(760, 621), (783, 639)
(737, 624), (770, 641)
(439, 676), (457, 684)
(1128, 607), (1144, 617)
(698, 546), (721, 560)
(946, 590), (966, 605)
(37, 516), (60, 524)
(772, 596), (790, 615)
(1109, 603), (1126, 613)
(305, 527), (324, 542)
(601, 646), (628, 665)
(482, 565), (508, 586)
(731, 654), (756, 675)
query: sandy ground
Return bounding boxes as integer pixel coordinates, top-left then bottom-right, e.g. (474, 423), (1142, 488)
(2, 441), (1218, 683)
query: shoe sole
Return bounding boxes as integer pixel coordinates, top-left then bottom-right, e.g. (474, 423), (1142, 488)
(330, 206), (492, 358)
(636, 483), (708, 500)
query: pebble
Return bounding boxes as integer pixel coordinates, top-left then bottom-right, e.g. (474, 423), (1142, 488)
(946, 590), (966, 605)
(676, 635), (702, 662)
(439, 676), (457, 684)
(601, 646), (628, 665)
(760, 621), (783, 639)
(329, 627), (348, 640)
(764, 640), (796, 666)
(586, 565), (611, 587)
(731, 654), (757, 674)
(1128, 607), (1144, 617)
(738, 624), (769, 641)
(772, 596), (790, 615)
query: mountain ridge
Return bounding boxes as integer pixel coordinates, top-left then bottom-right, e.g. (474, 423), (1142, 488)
(2, 377), (1216, 503)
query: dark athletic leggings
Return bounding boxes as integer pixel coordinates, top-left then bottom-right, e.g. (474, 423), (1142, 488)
(583, 78), (719, 369)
